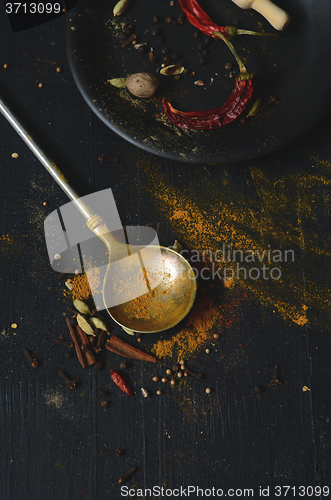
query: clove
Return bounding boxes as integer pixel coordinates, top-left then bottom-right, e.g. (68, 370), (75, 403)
(271, 365), (281, 385)
(118, 466), (137, 484)
(59, 370), (76, 389)
(184, 367), (202, 379)
(23, 348), (38, 368)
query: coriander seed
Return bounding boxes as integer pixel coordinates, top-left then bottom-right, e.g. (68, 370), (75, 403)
(3, 63), (9, 69)
(161, 377), (167, 383)
(38, 83), (43, 88)
(170, 379), (175, 386)
(213, 334), (219, 339)
(157, 390), (162, 395)
(179, 360), (185, 365)
(56, 67), (62, 73)
(152, 376), (159, 382)
(177, 371), (182, 378)
(205, 349), (210, 354)
(206, 387), (211, 394)
(166, 369), (172, 375)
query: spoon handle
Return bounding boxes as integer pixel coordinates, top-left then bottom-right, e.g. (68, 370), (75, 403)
(0, 95), (95, 221)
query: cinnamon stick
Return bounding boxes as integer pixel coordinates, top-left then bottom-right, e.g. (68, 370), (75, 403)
(66, 317), (96, 368)
(105, 335), (157, 362)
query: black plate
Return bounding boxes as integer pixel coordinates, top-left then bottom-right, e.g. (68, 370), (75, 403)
(66, 0), (331, 164)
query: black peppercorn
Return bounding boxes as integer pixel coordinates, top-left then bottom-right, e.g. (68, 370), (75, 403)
(174, 74), (181, 80)
(120, 31), (127, 39)
(138, 45), (146, 54)
(100, 390), (107, 397)
(194, 31), (200, 38)
(120, 361), (128, 369)
(101, 400), (108, 408)
(172, 52), (180, 60)
(204, 37), (212, 44)
(202, 48), (208, 55)
(166, 16), (172, 23)
(172, 363), (180, 371)
(156, 36), (163, 44)
(225, 62), (233, 70)
(153, 15), (160, 22)
(172, 18), (177, 25)
(199, 57), (206, 64)
(198, 43), (204, 50)
(65, 352), (73, 359)
(162, 47), (169, 54)
(152, 28), (159, 36)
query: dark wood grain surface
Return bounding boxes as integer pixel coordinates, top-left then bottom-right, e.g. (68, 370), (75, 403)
(1, 4), (331, 500)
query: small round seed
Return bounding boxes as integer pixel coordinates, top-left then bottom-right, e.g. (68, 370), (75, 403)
(170, 379), (175, 385)
(170, 0), (175, 5)
(172, 363), (180, 371)
(54, 254), (61, 260)
(179, 360), (185, 365)
(137, 336), (142, 342)
(153, 16), (160, 23)
(42, 201), (48, 206)
(181, 364), (186, 370)
(205, 349), (210, 354)
(101, 400), (108, 407)
(152, 376), (159, 382)
(225, 63), (233, 71)
(38, 83), (43, 88)
(120, 361), (128, 369)
(3, 63), (9, 69)
(166, 16), (172, 23)
(157, 390), (162, 395)
(162, 47), (169, 54)
(161, 377), (167, 383)
(166, 369), (172, 375)
(152, 28), (159, 36)
(11, 153), (18, 158)
(206, 387), (211, 394)
(184, 371), (188, 377)
(56, 67), (61, 73)
(213, 333), (219, 339)
(11, 323), (18, 329)
(177, 371), (182, 378)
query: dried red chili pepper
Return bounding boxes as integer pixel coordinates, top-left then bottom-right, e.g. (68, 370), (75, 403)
(179, 0), (277, 39)
(163, 31), (257, 130)
(110, 369), (133, 395)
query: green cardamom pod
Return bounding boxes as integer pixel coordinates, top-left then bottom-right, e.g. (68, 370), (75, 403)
(73, 299), (92, 316)
(77, 314), (95, 336)
(89, 316), (109, 333)
(172, 240), (183, 254)
(160, 64), (184, 76)
(113, 0), (129, 16)
(122, 326), (135, 335)
(109, 78), (128, 88)
(247, 98), (262, 117)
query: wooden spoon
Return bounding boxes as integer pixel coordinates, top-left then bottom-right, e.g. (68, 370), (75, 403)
(231, 0), (291, 31)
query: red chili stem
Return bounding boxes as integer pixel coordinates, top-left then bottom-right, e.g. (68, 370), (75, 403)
(212, 30), (247, 73)
(110, 369), (133, 396)
(178, 0), (278, 39)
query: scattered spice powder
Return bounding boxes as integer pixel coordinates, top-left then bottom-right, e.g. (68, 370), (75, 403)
(66, 269), (101, 301)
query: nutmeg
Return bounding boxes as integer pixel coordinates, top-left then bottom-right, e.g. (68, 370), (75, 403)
(126, 73), (159, 98)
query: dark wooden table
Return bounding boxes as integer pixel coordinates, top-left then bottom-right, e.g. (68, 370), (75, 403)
(1, 6), (331, 500)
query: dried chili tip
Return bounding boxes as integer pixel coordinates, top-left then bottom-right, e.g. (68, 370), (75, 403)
(110, 369), (132, 395)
